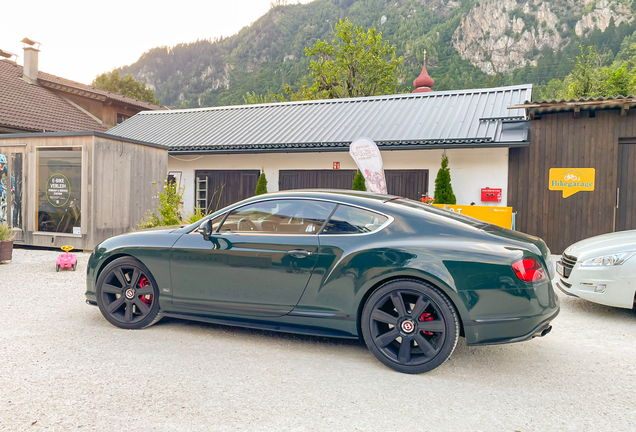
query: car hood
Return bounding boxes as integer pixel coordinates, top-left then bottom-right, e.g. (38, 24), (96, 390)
(564, 230), (636, 260)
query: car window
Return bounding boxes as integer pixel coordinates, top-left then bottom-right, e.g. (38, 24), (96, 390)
(321, 205), (388, 234)
(390, 199), (486, 228)
(219, 199), (335, 234)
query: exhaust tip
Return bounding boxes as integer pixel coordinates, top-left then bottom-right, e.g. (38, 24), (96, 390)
(540, 325), (552, 337)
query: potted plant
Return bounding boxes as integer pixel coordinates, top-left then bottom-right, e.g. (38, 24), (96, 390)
(0, 223), (15, 263)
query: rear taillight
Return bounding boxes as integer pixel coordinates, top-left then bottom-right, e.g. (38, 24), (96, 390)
(512, 257), (546, 283)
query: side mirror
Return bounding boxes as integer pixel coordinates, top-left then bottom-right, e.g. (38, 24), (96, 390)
(199, 219), (213, 240)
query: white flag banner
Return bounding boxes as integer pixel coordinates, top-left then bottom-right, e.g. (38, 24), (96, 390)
(349, 137), (387, 194)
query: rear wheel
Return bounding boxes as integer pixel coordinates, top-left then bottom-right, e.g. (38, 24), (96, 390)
(361, 279), (459, 374)
(96, 257), (162, 329)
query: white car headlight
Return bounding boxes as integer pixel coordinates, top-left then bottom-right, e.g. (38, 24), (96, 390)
(580, 252), (635, 267)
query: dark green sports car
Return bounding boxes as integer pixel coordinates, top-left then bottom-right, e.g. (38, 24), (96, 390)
(85, 190), (559, 374)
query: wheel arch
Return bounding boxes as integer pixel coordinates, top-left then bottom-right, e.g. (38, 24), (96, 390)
(96, 253), (135, 282)
(355, 273), (466, 340)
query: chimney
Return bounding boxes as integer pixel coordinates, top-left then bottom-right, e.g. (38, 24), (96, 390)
(21, 38), (41, 84)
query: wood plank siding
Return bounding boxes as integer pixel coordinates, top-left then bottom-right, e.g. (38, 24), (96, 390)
(279, 169), (429, 201)
(509, 110), (636, 253)
(0, 134), (167, 251)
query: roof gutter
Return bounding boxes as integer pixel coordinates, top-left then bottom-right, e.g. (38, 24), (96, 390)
(167, 141), (529, 155)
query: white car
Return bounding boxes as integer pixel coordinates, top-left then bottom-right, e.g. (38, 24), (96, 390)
(556, 230), (636, 309)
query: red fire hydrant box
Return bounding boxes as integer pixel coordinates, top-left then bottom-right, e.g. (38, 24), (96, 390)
(481, 188), (502, 202)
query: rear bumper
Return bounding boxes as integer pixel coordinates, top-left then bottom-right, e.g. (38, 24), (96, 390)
(467, 306), (559, 346)
(463, 278), (560, 346)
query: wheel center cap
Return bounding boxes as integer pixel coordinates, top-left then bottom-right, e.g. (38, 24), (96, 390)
(401, 319), (415, 333)
(125, 288), (135, 300)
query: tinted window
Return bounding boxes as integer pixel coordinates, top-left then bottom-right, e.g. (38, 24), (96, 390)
(322, 205), (388, 234)
(220, 199), (335, 234)
(390, 199), (486, 228)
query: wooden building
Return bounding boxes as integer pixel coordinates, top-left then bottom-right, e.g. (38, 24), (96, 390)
(0, 131), (167, 250)
(0, 44), (165, 135)
(508, 98), (636, 253)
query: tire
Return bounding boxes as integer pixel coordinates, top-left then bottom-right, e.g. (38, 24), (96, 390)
(95, 257), (163, 330)
(56, 264), (59, 272)
(361, 279), (459, 374)
(72, 263), (77, 271)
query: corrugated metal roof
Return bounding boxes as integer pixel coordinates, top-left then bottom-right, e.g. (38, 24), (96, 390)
(509, 95), (636, 115)
(107, 84), (532, 153)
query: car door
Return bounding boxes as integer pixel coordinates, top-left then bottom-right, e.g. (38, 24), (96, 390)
(170, 199), (336, 317)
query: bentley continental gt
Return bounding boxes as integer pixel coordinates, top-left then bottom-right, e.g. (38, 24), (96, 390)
(85, 190), (559, 374)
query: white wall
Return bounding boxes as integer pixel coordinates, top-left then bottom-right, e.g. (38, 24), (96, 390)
(168, 147), (510, 213)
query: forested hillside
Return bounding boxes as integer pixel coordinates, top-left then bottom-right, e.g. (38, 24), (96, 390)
(118, 0), (636, 108)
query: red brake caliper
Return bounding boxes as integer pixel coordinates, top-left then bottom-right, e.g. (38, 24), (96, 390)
(420, 312), (434, 335)
(139, 276), (153, 306)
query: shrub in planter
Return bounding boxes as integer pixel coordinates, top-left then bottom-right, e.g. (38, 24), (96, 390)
(0, 223), (15, 263)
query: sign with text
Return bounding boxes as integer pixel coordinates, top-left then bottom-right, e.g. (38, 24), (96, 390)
(432, 204), (513, 229)
(349, 137), (387, 194)
(549, 168), (595, 198)
(46, 173), (71, 207)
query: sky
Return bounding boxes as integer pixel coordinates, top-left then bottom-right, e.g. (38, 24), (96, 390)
(0, 0), (314, 84)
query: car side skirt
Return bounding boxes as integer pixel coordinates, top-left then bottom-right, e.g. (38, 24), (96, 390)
(162, 312), (360, 339)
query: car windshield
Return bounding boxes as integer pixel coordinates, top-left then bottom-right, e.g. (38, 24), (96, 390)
(388, 198), (488, 229)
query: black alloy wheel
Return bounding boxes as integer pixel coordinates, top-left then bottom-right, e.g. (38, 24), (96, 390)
(96, 257), (162, 329)
(361, 279), (459, 374)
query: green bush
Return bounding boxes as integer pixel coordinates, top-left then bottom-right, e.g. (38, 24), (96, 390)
(157, 179), (183, 226)
(255, 171), (268, 195)
(136, 178), (184, 229)
(0, 223), (15, 241)
(433, 152), (457, 205)
(352, 170), (367, 191)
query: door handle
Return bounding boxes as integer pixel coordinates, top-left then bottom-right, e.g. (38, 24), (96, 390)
(287, 249), (312, 258)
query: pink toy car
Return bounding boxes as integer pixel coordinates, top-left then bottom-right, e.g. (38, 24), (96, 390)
(56, 245), (77, 272)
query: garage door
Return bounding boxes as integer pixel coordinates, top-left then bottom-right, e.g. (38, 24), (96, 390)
(279, 169), (428, 201)
(195, 170), (260, 211)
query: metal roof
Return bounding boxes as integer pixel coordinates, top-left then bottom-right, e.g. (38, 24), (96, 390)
(107, 84), (532, 153)
(509, 95), (636, 115)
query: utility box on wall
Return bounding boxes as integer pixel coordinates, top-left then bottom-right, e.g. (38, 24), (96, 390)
(481, 188), (502, 202)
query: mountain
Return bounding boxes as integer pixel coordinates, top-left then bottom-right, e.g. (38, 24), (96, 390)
(119, 0), (636, 108)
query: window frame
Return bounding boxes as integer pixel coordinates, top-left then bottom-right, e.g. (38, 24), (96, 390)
(197, 197), (393, 237)
(33, 145), (85, 237)
(318, 204), (392, 236)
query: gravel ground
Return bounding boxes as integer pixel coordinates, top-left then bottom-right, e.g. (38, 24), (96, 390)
(1, 248), (635, 432)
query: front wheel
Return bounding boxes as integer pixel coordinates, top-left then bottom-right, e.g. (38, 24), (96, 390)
(95, 257), (162, 329)
(361, 279), (459, 374)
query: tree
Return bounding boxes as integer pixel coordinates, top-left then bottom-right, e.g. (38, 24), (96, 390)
(92, 70), (161, 105)
(433, 152), (456, 205)
(255, 171), (268, 195)
(244, 18), (403, 103)
(305, 18), (404, 99)
(352, 170), (366, 191)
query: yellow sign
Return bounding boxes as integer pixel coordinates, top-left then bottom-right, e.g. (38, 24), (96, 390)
(432, 204), (513, 229)
(549, 168), (595, 198)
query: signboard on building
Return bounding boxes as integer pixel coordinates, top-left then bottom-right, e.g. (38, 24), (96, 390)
(46, 173), (71, 207)
(433, 204), (513, 229)
(549, 168), (595, 198)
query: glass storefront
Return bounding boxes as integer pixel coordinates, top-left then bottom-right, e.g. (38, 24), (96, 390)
(37, 148), (82, 234)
